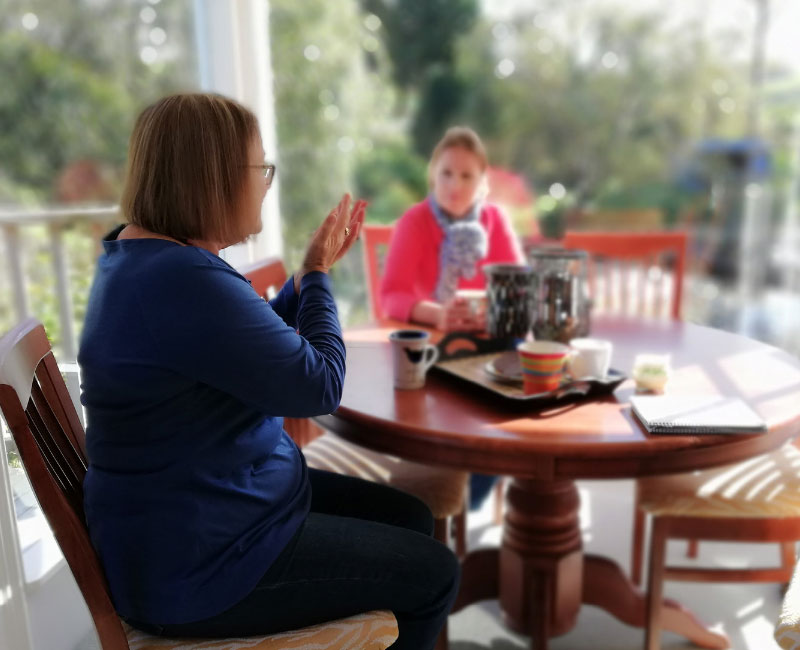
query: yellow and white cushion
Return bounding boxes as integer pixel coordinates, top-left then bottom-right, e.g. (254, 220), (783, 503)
(639, 444), (800, 519)
(124, 610), (398, 650)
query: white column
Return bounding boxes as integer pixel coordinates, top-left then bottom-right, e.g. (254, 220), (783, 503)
(777, 116), (800, 292)
(0, 430), (34, 650)
(193, 0), (283, 268)
(3, 225), (30, 322)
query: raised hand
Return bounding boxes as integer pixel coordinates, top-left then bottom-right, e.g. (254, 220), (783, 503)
(295, 194), (367, 293)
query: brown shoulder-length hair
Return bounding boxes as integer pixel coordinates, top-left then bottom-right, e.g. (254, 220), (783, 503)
(121, 93), (259, 242)
(427, 126), (489, 187)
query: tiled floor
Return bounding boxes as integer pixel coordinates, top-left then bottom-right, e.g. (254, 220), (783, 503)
(449, 478), (787, 649)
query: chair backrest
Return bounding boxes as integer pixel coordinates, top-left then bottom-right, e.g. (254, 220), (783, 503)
(238, 256), (288, 300)
(0, 319), (130, 649)
(361, 224), (394, 321)
(562, 231), (688, 320)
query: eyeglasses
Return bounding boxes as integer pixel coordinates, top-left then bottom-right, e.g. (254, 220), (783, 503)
(246, 163), (276, 185)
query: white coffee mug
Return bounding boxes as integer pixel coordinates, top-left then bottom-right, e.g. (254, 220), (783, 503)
(568, 337), (612, 379)
(389, 330), (439, 389)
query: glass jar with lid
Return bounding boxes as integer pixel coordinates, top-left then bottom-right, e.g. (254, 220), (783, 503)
(528, 247), (591, 343)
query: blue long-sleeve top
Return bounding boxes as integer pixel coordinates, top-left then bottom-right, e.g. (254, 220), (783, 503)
(78, 232), (345, 625)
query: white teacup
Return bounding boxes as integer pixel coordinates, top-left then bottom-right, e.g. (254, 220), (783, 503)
(389, 330), (439, 390)
(455, 289), (487, 316)
(568, 337), (612, 379)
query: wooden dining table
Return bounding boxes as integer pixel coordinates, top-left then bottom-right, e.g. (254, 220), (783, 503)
(314, 316), (800, 650)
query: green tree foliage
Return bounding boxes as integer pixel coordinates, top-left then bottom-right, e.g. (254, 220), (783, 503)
(0, 1), (198, 343)
(360, 0), (478, 90)
(0, 34), (131, 203)
(0, 0), (198, 204)
(455, 5), (751, 209)
(360, 0), (478, 155)
(269, 0), (396, 267)
(269, 0), (399, 322)
(354, 141), (428, 223)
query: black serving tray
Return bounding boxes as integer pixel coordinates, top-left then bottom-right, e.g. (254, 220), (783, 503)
(433, 332), (626, 407)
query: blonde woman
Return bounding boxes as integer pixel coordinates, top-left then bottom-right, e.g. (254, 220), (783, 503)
(380, 126), (526, 509)
(380, 126), (525, 332)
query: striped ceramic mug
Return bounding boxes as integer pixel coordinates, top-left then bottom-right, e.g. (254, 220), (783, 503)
(516, 340), (571, 394)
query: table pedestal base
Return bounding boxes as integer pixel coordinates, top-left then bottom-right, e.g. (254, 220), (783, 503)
(452, 477), (729, 650)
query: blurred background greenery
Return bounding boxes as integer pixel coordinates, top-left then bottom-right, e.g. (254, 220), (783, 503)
(1, 0), (799, 348)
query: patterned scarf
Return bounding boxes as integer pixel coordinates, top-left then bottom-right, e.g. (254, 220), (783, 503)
(429, 194), (488, 303)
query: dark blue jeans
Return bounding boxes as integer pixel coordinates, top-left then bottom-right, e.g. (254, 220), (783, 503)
(470, 473), (499, 510)
(127, 468), (460, 650)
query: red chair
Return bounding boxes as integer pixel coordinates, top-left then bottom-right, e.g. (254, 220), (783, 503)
(562, 231), (690, 583)
(562, 231), (688, 320)
(362, 224), (394, 320)
(241, 257), (469, 562)
(0, 318), (397, 650)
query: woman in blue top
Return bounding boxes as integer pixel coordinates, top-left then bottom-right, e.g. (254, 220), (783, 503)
(78, 93), (459, 650)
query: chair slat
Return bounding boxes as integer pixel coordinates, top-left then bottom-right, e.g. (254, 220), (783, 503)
(361, 224), (394, 321)
(26, 396), (84, 514)
(30, 377), (86, 481)
(563, 231), (688, 321)
(39, 352), (88, 461)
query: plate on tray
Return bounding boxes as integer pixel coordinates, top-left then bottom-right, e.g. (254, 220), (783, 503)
(484, 350), (523, 384)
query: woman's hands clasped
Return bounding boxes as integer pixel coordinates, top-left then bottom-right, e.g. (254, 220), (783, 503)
(437, 297), (487, 332)
(295, 194), (366, 293)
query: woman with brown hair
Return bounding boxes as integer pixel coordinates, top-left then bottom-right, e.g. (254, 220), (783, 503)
(78, 93), (458, 650)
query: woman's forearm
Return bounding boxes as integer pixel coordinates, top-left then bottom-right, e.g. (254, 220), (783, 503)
(409, 301), (444, 328)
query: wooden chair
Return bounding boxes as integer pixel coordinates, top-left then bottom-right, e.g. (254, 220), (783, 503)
(0, 318), (398, 650)
(241, 256), (469, 558)
(562, 231), (688, 320)
(563, 231), (691, 586)
(561, 232), (800, 647)
(361, 224), (394, 321)
(640, 444), (800, 650)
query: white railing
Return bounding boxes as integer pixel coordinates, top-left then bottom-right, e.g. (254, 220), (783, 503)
(2, 205), (120, 359)
(2, 206), (120, 419)
(1, 205), (278, 419)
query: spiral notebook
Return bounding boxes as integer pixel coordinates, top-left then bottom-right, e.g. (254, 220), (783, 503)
(630, 395), (767, 435)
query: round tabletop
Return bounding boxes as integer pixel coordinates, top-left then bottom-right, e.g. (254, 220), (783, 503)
(316, 317), (800, 480)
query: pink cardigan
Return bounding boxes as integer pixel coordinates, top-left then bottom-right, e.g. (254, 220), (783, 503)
(380, 198), (525, 321)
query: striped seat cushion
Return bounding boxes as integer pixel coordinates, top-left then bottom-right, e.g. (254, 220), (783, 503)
(776, 560), (800, 649)
(124, 610), (398, 650)
(639, 444), (800, 519)
(303, 433), (468, 519)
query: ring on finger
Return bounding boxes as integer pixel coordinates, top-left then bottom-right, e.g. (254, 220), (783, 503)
(344, 227), (350, 237)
